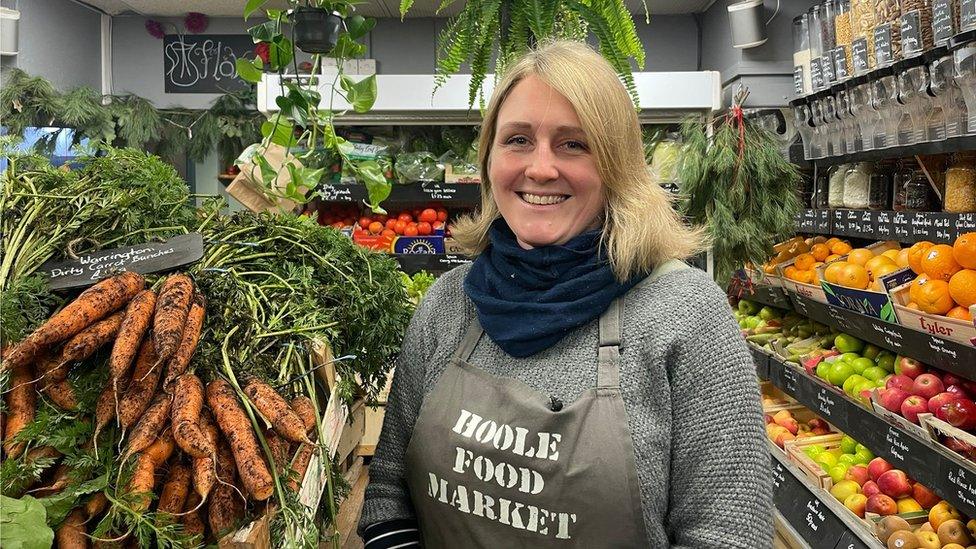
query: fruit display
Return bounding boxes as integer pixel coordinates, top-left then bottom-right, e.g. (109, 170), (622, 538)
(733, 299), (839, 362)
(821, 241), (909, 291)
(764, 408), (833, 448)
(873, 502), (976, 549)
(899, 234), (976, 321)
(778, 236), (854, 285)
(313, 201), (450, 236)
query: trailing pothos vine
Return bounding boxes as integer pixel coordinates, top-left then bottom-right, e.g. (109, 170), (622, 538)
(235, 1), (389, 212)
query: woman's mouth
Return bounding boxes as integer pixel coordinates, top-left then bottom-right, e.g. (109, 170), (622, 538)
(517, 192), (569, 206)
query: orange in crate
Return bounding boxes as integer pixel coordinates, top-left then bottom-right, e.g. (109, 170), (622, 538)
(811, 244), (830, 262)
(914, 278), (955, 315)
(908, 241), (935, 274)
(954, 232), (976, 269)
(922, 244), (963, 282)
(847, 248), (874, 266)
(831, 241), (853, 255)
(794, 253), (816, 270)
(948, 269), (976, 308)
(836, 264), (870, 290)
(946, 306), (973, 321)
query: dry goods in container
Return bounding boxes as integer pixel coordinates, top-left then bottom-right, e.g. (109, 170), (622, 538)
(945, 154), (976, 212)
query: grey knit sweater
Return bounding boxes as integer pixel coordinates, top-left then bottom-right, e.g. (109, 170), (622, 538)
(359, 263), (773, 548)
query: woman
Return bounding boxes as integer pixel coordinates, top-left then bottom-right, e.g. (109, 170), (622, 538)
(359, 40), (772, 548)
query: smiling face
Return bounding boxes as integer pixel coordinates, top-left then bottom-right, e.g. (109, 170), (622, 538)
(488, 76), (606, 249)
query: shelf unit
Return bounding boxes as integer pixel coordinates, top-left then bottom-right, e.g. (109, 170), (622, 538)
(794, 209), (976, 244)
(318, 181), (481, 206)
(757, 350), (976, 521)
(803, 135), (976, 168)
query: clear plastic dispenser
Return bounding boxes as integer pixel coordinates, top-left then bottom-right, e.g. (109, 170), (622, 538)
(873, 71), (902, 148)
(836, 89), (857, 153)
(823, 94), (842, 156)
(954, 42), (976, 135)
(850, 81), (879, 151)
(810, 98), (827, 158)
(896, 61), (932, 144)
(928, 54), (965, 139)
(794, 102), (815, 158)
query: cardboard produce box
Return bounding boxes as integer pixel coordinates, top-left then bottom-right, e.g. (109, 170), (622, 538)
(816, 241), (915, 322)
(889, 281), (976, 346)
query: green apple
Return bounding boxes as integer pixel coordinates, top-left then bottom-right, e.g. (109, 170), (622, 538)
(838, 454), (858, 466)
(862, 344), (881, 360)
(862, 366), (888, 382)
(843, 375), (868, 395)
(840, 352), (861, 363)
(816, 361), (832, 380)
(830, 480), (862, 502)
(829, 463), (851, 484)
(852, 379), (877, 405)
(828, 361), (856, 387)
(840, 435), (858, 454)
(875, 352), (896, 372)
(854, 447), (874, 465)
(814, 451), (839, 470)
(804, 445), (827, 459)
(835, 334), (865, 354)
(850, 357), (875, 375)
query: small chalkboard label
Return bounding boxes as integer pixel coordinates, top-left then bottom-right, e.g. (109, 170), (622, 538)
(944, 464), (976, 517)
(817, 210), (831, 233)
(911, 211), (935, 240)
(814, 387), (846, 423)
(875, 24), (894, 65)
(881, 424), (930, 474)
(834, 530), (873, 549)
(40, 234), (204, 290)
(319, 184), (357, 202)
(811, 57), (825, 90)
(869, 319), (906, 351)
(959, 213), (976, 234)
(933, 0), (955, 44)
(893, 211), (911, 240)
(799, 496), (830, 537)
(963, 0), (976, 29)
(794, 66), (806, 95)
(834, 47), (849, 79)
(901, 11), (923, 54)
(781, 365), (800, 396)
(421, 183), (459, 202)
(852, 38), (869, 72)
(822, 53), (836, 83)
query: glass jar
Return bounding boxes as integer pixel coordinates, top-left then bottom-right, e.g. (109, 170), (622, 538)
(821, 1), (839, 85)
(833, 0), (854, 79)
(829, 163), (852, 207)
(793, 14), (814, 95)
(900, 0), (934, 58)
(945, 154), (976, 212)
(851, 0), (877, 73)
(844, 161), (875, 208)
(955, 44), (976, 135)
(892, 163), (911, 210)
(810, 5), (828, 90)
(813, 170), (831, 208)
(904, 170), (939, 210)
(870, 161), (895, 209)
(873, 0), (903, 67)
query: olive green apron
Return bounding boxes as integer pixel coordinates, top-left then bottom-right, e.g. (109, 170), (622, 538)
(404, 261), (687, 547)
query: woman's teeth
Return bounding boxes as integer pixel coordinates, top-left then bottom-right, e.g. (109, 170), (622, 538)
(519, 193), (568, 205)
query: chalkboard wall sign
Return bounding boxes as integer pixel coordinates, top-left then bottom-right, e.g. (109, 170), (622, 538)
(40, 234), (204, 290)
(163, 34), (253, 93)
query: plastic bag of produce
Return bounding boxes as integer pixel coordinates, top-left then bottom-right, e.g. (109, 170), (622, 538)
(394, 152), (444, 184)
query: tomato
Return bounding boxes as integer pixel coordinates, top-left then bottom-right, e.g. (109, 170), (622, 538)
(368, 221), (384, 235)
(404, 225), (419, 237)
(377, 214), (389, 223)
(381, 229), (396, 238)
(437, 209), (448, 222)
(385, 219), (398, 230)
(394, 220), (408, 235)
(330, 221), (345, 229)
(416, 222), (433, 236)
(412, 209), (423, 219)
(419, 208), (438, 223)
(344, 218), (356, 227)
(398, 213), (413, 223)
(358, 217), (372, 229)
(432, 221), (444, 231)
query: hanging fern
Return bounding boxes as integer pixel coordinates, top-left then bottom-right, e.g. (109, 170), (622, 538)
(404, 0), (648, 108)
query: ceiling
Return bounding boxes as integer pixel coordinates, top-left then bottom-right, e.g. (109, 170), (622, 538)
(79, 0), (718, 18)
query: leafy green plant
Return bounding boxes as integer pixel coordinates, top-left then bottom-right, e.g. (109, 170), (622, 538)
(236, 2), (388, 212)
(400, 0), (648, 107)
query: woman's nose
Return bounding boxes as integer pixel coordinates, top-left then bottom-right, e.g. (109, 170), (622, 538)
(524, 146), (559, 183)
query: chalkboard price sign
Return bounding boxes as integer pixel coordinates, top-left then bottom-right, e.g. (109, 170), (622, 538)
(852, 39), (869, 73)
(40, 234), (204, 290)
(794, 66), (805, 96)
(901, 11), (923, 55)
(959, 213), (976, 234)
(892, 211), (911, 240)
(821, 53), (836, 83)
(811, 57), (825, 90)
(816, 209), (831, 233)
(834, 47), (850, 79)
(875, 24), (894, 65)
(963, 0), (976, 29)
(164, 34), (253, 93)
(943, 464), (976, 517)
(932, 0), (955, 44)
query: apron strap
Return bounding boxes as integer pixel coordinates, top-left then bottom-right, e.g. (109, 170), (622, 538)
(597, 259), (689, 389)
(454, 314), (485, 362)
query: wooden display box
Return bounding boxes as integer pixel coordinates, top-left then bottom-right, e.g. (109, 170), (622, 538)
(816, 241), (914, 322)
(784, 432), (845, 491)
(889, 281), (976, 347)
(760, 381), (798, 410)
(745, 266), (784, 288)
(921, 413), (976, 466)
(778, 255), (828, 304)
(869, 390), (932, 441)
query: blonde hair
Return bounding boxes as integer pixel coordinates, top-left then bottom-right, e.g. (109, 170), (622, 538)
(451, 40), (706, 281)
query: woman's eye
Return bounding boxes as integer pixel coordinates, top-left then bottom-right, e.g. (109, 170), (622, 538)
(563, 140), (587, 151)
(504, 136), (529, 146)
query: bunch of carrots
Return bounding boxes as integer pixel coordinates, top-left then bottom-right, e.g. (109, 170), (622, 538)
(1, 271), (325, 547)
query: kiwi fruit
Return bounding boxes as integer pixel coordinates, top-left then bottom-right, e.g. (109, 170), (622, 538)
(876, 516), (913, 544)
(887, 530), (919, 549)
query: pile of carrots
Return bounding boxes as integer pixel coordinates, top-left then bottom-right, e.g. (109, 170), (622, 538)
(1, 271), (322, 546)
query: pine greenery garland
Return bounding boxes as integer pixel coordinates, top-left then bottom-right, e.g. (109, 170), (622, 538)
(677, 114), (802, 285)
(0, 69), (263, 165)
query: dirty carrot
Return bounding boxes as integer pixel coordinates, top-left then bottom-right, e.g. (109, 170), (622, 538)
(288, 444), (315, 493)
(109, 290), (156, 381)
(208, 439), (244, 538)
(60, 312), (124, 366)
(206, 378), (274, 501)
(243, 377), (309, 444)
(32, 463), (70, 497)
(152, 274), (193, 364)
(41, 378), (78, 411)
(118, 339), (161, 429)
(123, 394), (171, 461)
(192, 410), (218, 502)
(56, 509), (87, 549)
(3, 363), (36, 458)
(84, 492), (108, 520)
(157, 462), (191, 516)
(162, 294), (205, 392)
(265, 428), (290, 474)
(171, 373), (211, 458)
(3, 272), (145, 372)
(291, 396), (316, 433)
(180, 493), (205, 538)
(94, 374), (129, 439)
(127, 426), (175, 512)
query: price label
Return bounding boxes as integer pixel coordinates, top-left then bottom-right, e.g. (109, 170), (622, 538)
(963, 0), (976, 29)
(422, 183), (459, 201)
(910, 212), (935, 240)
(814, 387), (846, 424)
(793, 294), (811, 317)
(794, 66), (806, 95)
(781, 366), (800, 397)
(822, 53), (836, 83)
(933, 0), (955, 45)
(811, 57), (825, 90)
(833, 209), (847, 236)
(901, 11), (923, 54)
(799, 497), (830, 537)
(826, 304), (854, 332)
(943, 464), (976, 517)
(852, 38), (869, 72)
(958, 213), (976, 234)
(319, 184), (356, 202)
(771, 460), (787, 491)
(817, 210), (832, 233)
(882, 425), (929, 473)
(893, 211), (911, 240)
(875, 24), (894, 65)
(869, 320), (905, 352)
(834, 47), (849, 79)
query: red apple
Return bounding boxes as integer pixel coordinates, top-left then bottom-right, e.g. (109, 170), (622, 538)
(764, 413), (774, 425)
(880, 388), (911, 412)
(944, 437), (976, 454)
(886, 374), (916, 393)
(929, 392), (964, 415)
(947, 384), (972, 399)
(862, 480), (881, 498)
(868, 457), (894, 482)
(845, 465), (871, 486)
(896, 356), (927, 379)
(866, 494), (898, 516)
(808, 418), (829, 431)
(877, 470), (913, 499)
(902, 395), (930, 424)
(943, 372), (964, 387)
(803, 356), (822, 376)
(962, 380), (976, 396)
(943, 399), (976, 430)
(912, 374), (946, 399)
(913, 483), (942, 509)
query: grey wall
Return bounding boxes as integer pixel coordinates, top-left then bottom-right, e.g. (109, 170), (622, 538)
(0, 0), (101, 90)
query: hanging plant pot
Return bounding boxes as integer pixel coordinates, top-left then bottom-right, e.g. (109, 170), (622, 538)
(293, 8), (342, 54)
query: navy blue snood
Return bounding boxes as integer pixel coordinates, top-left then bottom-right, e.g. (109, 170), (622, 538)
(463, 219), (647, 358)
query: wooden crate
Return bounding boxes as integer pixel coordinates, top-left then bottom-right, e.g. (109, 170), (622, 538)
(761, 381), (798, 410)
(784, 432), (844, 491)
(921, 413), (976, 465)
